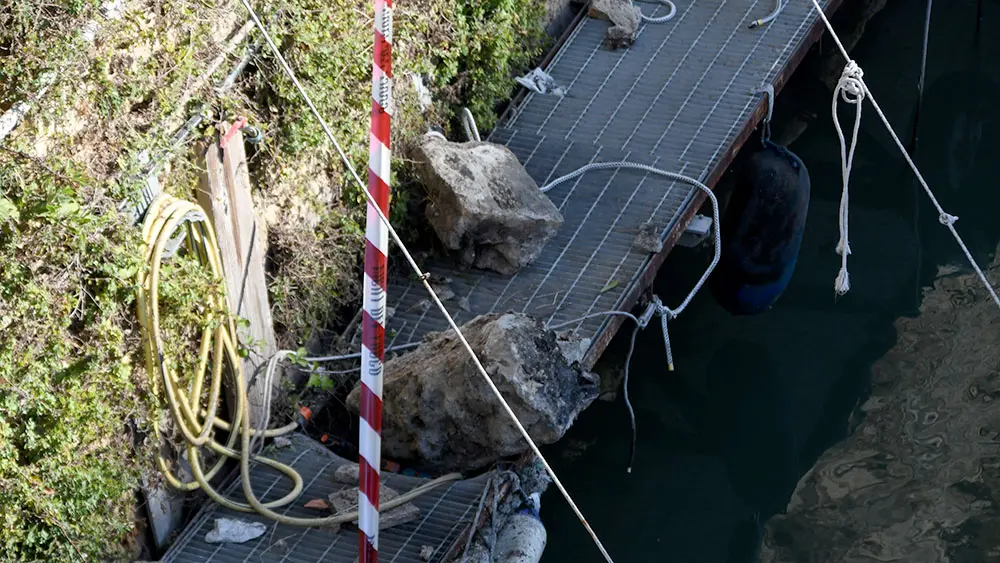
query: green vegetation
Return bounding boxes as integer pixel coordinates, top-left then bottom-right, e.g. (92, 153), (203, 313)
(0, 0), (547, 558)
(0, 154), (149, 561)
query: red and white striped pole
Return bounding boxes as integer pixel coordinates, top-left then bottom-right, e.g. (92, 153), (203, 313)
(360, 0), (392, 561)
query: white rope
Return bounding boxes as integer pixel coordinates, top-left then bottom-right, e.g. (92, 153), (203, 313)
(640, 0), (677, 23)
(237, 2), (615, 560)
(808, 0), (1000, 310)
(542, 161), (721, 372)
(832, 60), (864, 296)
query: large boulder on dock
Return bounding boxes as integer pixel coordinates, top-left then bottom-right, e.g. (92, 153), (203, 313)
(413, 136), (563, 276)
(346, 312), (599, 472)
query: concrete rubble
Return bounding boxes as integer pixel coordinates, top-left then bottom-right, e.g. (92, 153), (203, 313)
(588, 0), (641, 50)
(346, 312), (599, 472)
(328, 486), (420, 530)
(413, 136), (563, 276)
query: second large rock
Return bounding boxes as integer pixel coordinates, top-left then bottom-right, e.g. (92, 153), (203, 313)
(346, 313), (599, 472)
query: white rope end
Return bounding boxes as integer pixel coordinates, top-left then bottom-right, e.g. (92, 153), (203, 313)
(835, 268), (851, 295)
(836, 239), (851, 256)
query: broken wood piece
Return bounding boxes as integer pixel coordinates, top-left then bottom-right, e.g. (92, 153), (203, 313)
(328, 486), (421, 530)
(197, 123), (279, 428)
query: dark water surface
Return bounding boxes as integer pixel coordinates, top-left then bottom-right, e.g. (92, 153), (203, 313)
(539, 1), (1000, 561)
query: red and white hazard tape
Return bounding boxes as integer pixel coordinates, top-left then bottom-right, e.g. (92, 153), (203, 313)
(359, 0), (392, 560)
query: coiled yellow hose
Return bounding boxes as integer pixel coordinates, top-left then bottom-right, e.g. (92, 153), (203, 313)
(136, 193), (459, 526)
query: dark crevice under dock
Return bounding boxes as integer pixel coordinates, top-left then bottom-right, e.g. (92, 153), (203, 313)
(163, 0), (843, 560)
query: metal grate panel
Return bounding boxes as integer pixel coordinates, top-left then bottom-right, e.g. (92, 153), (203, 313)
(384, 0), (831, 361)
(162, 434), (488, 563)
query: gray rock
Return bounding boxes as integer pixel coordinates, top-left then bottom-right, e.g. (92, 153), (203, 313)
(588, 0), (641, 49)
(328, 486), (420, 530)
(632, 221), (665, 254)
(413, 137), (563, 275)
(346, 313), (599, 472)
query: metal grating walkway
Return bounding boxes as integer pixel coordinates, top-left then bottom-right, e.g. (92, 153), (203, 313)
(385, 0), (835, 365)
(162, 434), (489, 562)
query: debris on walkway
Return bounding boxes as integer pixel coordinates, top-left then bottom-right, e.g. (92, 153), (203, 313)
(347, 313), (599, 472)
(328, 486), (421, 530)
(514, 67), (567, 96)
(204, 518), (267, 544)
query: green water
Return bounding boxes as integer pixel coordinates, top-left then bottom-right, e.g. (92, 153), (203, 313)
(539, 1), (1000, 561)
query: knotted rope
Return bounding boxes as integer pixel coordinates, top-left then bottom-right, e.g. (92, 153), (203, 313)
(832, 61), (864, 296)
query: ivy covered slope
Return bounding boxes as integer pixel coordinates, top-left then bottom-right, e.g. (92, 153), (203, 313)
(0, 0), (545, 560)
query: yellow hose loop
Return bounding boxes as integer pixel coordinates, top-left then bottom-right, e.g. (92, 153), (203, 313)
(137, 193), (460, 525)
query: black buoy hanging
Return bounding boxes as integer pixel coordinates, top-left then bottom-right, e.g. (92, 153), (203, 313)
(710, 85), (811, 315)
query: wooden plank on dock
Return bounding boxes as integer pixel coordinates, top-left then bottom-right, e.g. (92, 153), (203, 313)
(197, 123), (278, 426)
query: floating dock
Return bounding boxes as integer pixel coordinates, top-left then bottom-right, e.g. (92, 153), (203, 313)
(386, 0), (840, 369)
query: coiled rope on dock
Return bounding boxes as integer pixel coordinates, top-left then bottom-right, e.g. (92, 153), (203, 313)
(809, 0), (1000, 310)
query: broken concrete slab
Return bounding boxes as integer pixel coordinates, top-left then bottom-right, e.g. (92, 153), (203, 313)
(413, 136), (563, 276)
(328, 486), (420, 530)
(346, 313), (599, 472)
(588, 0), (641, 49)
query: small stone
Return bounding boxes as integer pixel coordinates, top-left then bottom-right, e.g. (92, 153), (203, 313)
(633, 221), (664, 254)
(458, 296), (472, 312)
(273, 436), (292, 449)
(420, 545), (435, 561)
(333, 463), (359, 485)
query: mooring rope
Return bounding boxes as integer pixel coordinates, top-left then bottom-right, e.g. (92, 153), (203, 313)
(541, 162), (722, 372)
(640, 0), (678, 23)
(808, 0), (1000, 310)
(832, 61), (864, 296)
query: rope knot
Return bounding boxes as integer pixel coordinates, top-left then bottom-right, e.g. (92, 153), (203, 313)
(837, 61), (865, 104)
(939, 213), (958, 226)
